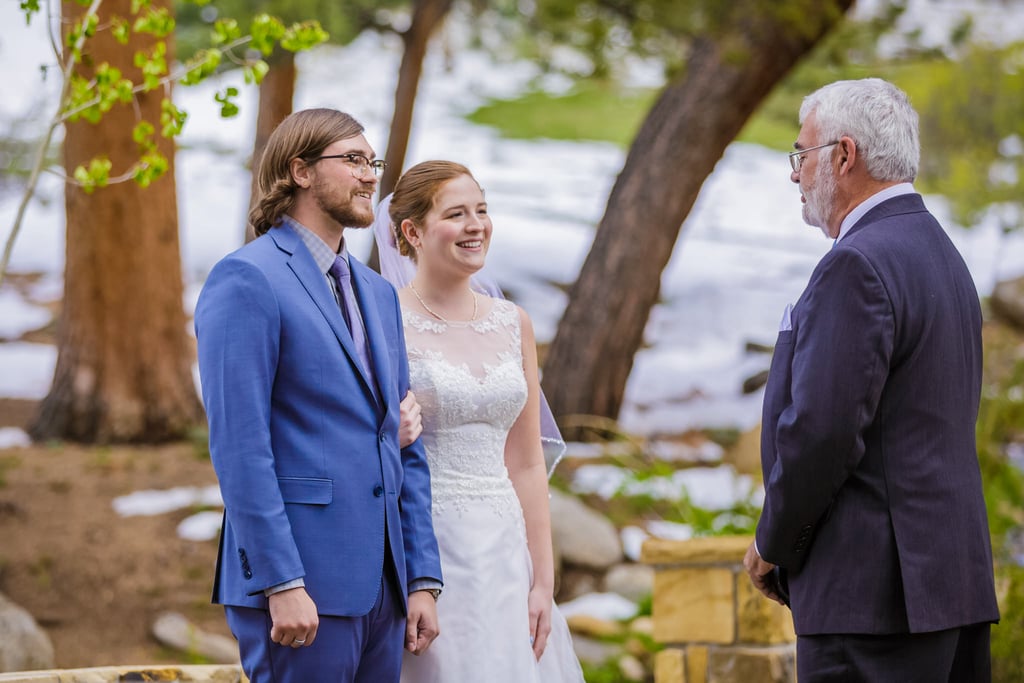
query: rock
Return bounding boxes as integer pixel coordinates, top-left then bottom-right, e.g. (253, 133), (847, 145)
(603, 562), (654, 603)
(723, 424), (763, 477)
(565, 614), (625, 639)
(0, 591), (55, 672)
(549, 489), (622, 570)
(556, 568), (601, 603)
(152, 611), (240, 664)
(571, 633), (620, 666)
(992, 276), (1024, 330)
(618, 653), (647, 681)
(629, 615), (654, 637)
(559, 591), (639, 621)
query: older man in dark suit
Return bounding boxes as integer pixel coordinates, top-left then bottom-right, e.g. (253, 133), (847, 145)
(744, 78), (999, 682)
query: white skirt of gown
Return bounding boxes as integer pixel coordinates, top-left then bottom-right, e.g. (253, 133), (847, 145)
(400, 480), (584, 683)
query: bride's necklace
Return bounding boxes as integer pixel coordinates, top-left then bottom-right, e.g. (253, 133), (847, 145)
(410, 282), (478, 323)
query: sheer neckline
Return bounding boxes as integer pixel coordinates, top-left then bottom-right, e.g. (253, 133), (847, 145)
(402, 294), (501, 330)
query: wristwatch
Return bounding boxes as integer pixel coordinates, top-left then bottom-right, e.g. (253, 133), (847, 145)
(419, 588), (441, 602)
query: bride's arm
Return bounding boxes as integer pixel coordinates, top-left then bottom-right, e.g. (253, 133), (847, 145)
(505, 306), (555, 660)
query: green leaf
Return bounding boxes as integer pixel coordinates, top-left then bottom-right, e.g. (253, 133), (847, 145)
(280, 21), (329, 52)
(133, 7), (175, 38)
(132, 120), (155, 148)
(214, 87), (240, 118)
(180, 48), (222, 86)
(130, 0), (152, 14)
(249, 14), (286, 56)
(134, 41), (168, 91)
(73, 157), (113, 193)
(111, 17), (131, 44)
(212, 18), (241, 46)
(243, 60), (270, 86)
(19, 0), (40, 24)
(160, 98), (188, 137)
(134, 150), (169, 187)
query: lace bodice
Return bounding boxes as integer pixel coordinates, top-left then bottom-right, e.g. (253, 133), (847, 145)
(403, 297), (527, 513)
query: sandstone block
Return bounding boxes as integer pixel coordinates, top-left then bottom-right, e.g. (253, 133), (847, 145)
(686, 645), (709, 683)
(736, 575), (796, 644)
(642, 536), (750, 566)
(653, 567), (734, 644)
(654, 649), (684, 683)
(707, 645), (795, 683)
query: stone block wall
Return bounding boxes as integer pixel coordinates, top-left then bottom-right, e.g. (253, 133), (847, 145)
(0, 665), (246, 683)
(642, 536), (796, 683)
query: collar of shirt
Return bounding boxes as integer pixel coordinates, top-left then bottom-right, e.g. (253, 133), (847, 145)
(836, 182), (915, 243)
(280, 215), (350, 273)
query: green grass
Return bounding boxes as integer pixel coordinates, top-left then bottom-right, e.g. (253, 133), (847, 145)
(467, 80), (657, 148)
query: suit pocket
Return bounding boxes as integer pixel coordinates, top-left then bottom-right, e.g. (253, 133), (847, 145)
(277, 477), (333, 505)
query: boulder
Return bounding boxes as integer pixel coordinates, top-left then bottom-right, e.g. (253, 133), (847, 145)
(152, 612), (239, 664)
(992, 275), (1024, 330)
(0, 591), (55, 672)
(549, 489), (622, 570)
(603, 562), (654, 603)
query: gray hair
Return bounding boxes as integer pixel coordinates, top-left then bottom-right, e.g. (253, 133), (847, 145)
(800, 78), (919, 183)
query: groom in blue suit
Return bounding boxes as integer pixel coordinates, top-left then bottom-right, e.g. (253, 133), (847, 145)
(195, 108), (442, 682)
(744, 79), (999, 681)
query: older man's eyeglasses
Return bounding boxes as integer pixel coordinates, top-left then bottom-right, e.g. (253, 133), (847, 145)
(788, 141), (839, 173)
(313, 153), (387, 178)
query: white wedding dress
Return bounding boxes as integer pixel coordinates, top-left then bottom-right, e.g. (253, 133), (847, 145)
(399, 297), (584, 683)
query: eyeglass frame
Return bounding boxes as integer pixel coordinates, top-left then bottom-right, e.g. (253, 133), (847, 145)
(310, 152), (387, 178)
(788, 140), (840, 173)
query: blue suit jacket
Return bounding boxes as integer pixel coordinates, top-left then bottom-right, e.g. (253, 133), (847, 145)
(756, 194), (999, 635)
(195, 224), (441, 617)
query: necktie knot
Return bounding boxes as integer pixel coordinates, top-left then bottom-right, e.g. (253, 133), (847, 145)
(329, 256), (351, 284)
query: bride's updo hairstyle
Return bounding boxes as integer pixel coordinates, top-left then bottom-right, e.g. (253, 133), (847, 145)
(389, 160), (478, 262)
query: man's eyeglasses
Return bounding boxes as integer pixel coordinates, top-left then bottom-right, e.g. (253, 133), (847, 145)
(312, 153), (387, 178)
(788, 141), (839, 173)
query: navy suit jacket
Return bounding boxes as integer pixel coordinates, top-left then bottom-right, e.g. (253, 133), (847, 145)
(756, 193), (999, 635)
(195, 224), (441, 617)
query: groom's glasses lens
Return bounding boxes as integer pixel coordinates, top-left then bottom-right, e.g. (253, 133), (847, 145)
(312, 153), (387, 178)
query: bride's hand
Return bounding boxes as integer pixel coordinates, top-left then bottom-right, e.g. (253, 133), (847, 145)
(398, 390), (423, 448)
(527, 585), (553, 660)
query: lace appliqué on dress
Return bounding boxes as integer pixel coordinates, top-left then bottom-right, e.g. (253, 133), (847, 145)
(403, 299), (527, 517)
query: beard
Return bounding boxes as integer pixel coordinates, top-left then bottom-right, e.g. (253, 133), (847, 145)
(311, 178), (375, 228)
(802, 159), (838, 238)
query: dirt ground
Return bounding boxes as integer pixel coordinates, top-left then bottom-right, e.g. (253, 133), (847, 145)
(0, 398), (233, 668)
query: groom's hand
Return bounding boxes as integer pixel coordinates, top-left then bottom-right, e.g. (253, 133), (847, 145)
(268, 587), (319, 648)
(743, 541), (785, 605)
(405, 590), (440, 655)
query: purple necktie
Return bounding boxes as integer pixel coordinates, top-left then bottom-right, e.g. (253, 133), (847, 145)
(328, 256), (374, 386)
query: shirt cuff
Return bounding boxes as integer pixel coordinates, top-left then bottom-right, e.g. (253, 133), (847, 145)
(408, 578), (443, 596)
(264, 577), (305, 597)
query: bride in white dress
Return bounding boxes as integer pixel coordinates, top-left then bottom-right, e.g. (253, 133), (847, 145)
(378, 160), (584, 682)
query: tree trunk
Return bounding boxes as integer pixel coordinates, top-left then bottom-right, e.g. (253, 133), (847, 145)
(245, 49), (296, 243)
(32, 0), (203, 443)
(541, 0), (854, 438)
(367, 0), (454, 271)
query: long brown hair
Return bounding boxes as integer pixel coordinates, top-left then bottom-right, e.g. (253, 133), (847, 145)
(249, 108), (364, 236)
(389, 160), (477, 261)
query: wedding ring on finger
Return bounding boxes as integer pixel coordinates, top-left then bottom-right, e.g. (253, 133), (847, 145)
(294, 638), (306, 645)
(529, 635), (535, 645)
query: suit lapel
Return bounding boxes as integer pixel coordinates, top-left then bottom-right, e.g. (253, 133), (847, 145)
(351, 258), (391, 414)
(270, 226), (379, 405)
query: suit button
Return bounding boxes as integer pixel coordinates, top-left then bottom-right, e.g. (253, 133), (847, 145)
(244, 570), (253, 579)
(379, 432), (386, 442)
(373, 485), (384, 497)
